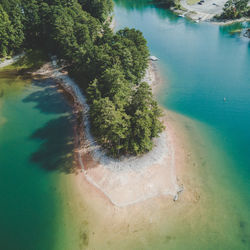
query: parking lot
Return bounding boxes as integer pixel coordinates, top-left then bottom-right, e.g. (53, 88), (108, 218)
(181, 0), (228, 16)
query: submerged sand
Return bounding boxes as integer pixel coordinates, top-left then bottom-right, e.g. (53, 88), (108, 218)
(33, 58), (182, 207)
(79, 117), (179, 207)
(56, 110), (204, 250)
(3, 56), (207, 249)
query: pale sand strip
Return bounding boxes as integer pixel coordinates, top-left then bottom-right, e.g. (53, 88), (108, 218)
(34, 59), (181, 207)
(0, 53), (24, 69)
(1, 54), (181, 207)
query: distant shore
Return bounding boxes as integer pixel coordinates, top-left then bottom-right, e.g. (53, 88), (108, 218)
(174, 0), (250, 24)
(211, 17), (250, 25)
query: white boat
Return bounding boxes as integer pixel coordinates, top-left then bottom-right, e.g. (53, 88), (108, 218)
(149, 55), (159, 61)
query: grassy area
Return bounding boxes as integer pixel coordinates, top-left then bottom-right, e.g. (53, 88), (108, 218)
(186, 0), (200, 5)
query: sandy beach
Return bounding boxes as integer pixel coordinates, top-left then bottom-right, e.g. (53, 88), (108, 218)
(32, 57), (185, 207)
(56, 109), (204, 250)
(3, 55), (206, 249)
(1, 54), (214, 250)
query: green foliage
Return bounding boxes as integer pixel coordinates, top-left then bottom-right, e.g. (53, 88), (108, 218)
(13, 49), (49, 71)
(0, 0), (164, 157)
(51, 3), (100, 61)
(128, 82), (164, 154)
(0, 5), (11, 57)
(78, 0), (114, 22)
(0, 1), (24, 57)
(153, 0), (176, 8)
(88, 73), (164, 157)
(217, 0), (250, 20)
(90, 97), (130, 155)
(115, 28), (149, 84)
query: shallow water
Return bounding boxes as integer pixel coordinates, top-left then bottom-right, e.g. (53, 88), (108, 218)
(113, 1), (250, 249)
(0, 2), (250, 249)
(0, 69), (77, 250)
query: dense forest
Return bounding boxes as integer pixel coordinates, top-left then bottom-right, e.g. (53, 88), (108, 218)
(216, 0), (250, 20)
(0, 0), (164, 157)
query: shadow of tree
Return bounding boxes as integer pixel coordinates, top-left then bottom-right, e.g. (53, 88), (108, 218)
(23, 78), (72, 115)
(24, 77), (78, 173)
(30, 115), (77, 173)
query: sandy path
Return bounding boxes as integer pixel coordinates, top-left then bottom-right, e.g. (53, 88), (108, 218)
(180, 0), (227, 21)
(0, 53), (24, 69)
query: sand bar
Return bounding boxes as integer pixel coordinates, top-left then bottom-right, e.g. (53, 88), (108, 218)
(1, 53), (181, 207)
(33, 58), (181, 207)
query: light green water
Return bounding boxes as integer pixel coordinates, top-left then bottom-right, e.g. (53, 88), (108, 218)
(0, 2), (250, 249)
(0, 68), (78, 250)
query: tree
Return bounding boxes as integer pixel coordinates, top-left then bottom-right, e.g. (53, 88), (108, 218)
(0, 1), (24, 57)
(90, 97), (130, 156)
(128, 82), (164, 154)
(115, 28), (149, 84)
(78, 0), (113, 23)
(0, 4), (12, 57)
(217, 0), (250, 19)
(0, 0), (164, 158)
(96, 66), (132, 107)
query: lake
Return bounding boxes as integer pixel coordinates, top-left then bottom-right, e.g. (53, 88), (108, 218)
(0, 1), (249, 249)
(114, 0), (250, 249)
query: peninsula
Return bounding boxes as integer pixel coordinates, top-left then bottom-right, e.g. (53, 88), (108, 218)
(0, 0), (181, 205)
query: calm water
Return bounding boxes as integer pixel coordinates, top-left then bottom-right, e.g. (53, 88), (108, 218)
(114, 0), (250, 249)
(0, 69), (76, 250)
(0, 2), (250, 249)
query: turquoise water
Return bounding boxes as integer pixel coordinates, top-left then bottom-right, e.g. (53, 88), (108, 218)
(1, 2), (250, 249)
(114, 1), (250, 249)
(0, 71), (76, 250)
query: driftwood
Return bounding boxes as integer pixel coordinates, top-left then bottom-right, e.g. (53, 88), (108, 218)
(173, 185), (184, 201)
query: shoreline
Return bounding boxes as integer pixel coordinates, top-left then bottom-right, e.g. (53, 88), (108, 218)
(0, 53), (24, 69)
(173, 1), (250, 25)
(2, 55), (210, 249)
(60, 109), (205, 249)
(211, 17), (250, 25)
(33, 58), (182, 207)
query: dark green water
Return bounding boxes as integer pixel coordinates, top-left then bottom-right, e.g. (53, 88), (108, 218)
(114, 1), (250, 249)
(0, 69), (76, 250)
(0, 2), (250, 249)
